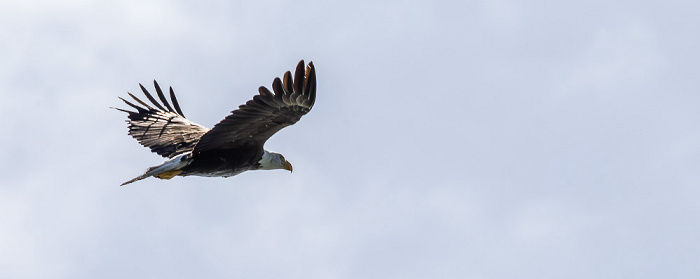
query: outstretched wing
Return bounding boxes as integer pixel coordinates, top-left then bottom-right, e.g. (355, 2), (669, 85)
(193, 60), (316, 153)
(115, 81), (210, 158)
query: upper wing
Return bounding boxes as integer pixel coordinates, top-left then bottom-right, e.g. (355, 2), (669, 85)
(193, 60), (316, 153)
(115, 81), (210, 158)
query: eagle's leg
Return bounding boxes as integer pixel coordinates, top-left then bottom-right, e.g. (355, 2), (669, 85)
(155, 170), (182, 179)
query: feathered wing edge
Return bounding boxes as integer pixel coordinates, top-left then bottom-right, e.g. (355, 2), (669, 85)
(115, 81), (210, 158)
(192, 60), (316, 153)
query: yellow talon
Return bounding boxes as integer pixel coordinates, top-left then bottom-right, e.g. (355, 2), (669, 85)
(154, 170), (182, 180)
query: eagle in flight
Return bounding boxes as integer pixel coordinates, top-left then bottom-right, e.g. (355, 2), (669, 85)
(115, 60), (316, 186)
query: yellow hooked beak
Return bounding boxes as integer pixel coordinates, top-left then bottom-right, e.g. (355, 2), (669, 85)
(282, 160), (293, 173)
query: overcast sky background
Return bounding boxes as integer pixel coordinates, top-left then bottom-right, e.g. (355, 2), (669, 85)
(1, 0), (699, 278)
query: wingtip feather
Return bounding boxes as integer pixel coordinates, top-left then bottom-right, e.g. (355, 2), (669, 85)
(169, 86), (186, 117)
(154, 80), (175, 113)
(140, 83), (167, 111)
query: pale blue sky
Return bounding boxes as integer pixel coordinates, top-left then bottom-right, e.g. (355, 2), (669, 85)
(1, 0), (699, 278)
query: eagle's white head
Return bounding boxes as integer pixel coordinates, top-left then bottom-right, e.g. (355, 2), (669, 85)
(259, 150), (293, 172)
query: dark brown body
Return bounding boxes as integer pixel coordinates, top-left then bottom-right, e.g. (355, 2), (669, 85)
(180, 143), (264, 177)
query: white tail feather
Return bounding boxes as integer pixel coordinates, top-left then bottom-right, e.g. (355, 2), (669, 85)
(121, 153), (193, 186)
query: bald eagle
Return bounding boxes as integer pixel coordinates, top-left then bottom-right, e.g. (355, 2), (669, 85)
(115, 60), (316, 186)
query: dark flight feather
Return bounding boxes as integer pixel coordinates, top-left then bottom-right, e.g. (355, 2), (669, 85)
(169, 87), (185, 117)
(153, 80), (175, 113)
(118, 84), (209, 158)
(193, 60), (316, 153)
(139, 83), (166, 112)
